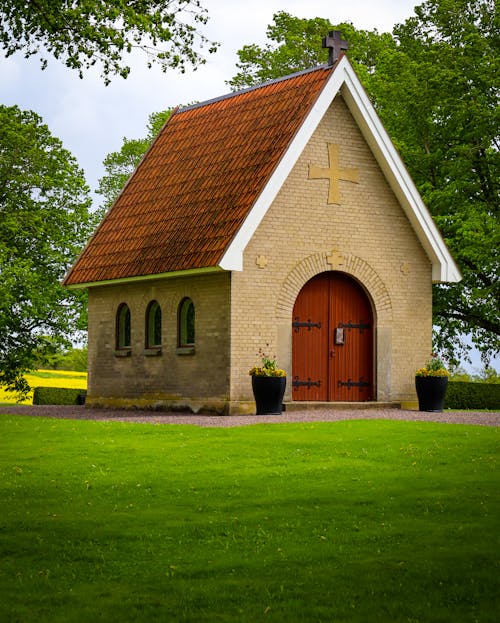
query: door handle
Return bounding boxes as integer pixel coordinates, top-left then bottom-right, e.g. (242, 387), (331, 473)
(335, 327), (345, 344)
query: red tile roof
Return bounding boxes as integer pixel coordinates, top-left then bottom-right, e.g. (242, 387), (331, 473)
(64, 65), (334, 286)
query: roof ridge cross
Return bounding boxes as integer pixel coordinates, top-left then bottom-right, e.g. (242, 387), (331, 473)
(322, 30), (348, 65)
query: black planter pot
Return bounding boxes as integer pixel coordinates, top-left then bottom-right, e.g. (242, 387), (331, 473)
(251, 376), (286, 415)
(415, 376), (449, 412)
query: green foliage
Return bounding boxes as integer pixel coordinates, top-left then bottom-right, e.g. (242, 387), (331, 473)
(415, 353), (450, 377)
(0, 418), (498, 622)
(378, 0), (499, 365)
(445, 381), (500, 410)
(478, 367), (500, 384)
(449, 366), (474, 382)
(0, 105), (97, 397)
(249, 346), (286, 377)
(40, 347), (88, 372)
(97, 109), (173, 210)
(227, 2), (499, 365)
(32, 386), (86, 405)
(0, 0), (219, 84)
(450, 366), (500, 384)
(227, 11), (395, 91)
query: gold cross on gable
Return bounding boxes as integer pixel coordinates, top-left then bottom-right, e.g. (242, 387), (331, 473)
(309, 143), (359, 204)
(255, 255), (268, 269)
(327, 249), (345, 268)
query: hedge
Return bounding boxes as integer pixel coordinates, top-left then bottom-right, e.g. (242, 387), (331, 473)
(31, 383), (499, 409)
(33, 387), (87, 406)
(444, 382), (500, 410)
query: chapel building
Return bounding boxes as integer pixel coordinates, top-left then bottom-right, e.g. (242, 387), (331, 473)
(64, 37), (460, 414)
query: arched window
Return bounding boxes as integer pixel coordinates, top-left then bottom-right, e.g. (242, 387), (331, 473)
(178, 298), (195, 347)
(116, 303), (131, 350)
(145, 300), (162, 348)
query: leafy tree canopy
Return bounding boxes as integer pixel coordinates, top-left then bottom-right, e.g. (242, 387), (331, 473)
(0, 105), (98, 396)
(227, 11), (395, 92)
(376, 0), (499, 364)
(226, 1), (499, 365)
(0, 0), (219, 84)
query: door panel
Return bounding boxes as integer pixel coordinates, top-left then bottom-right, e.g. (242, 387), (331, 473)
(329, 273), (374, 401)
(291, 275), (329, 400)
(292, 272), (374, 401)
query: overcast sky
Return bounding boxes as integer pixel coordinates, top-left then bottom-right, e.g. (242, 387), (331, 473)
(1, 0), (495, 372)
(1, 0), (418, 194)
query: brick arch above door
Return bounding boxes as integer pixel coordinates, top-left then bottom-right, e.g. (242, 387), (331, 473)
(276, 251), (393, 324)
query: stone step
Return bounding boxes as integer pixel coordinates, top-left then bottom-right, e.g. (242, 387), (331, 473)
(283, 401), (400, 411)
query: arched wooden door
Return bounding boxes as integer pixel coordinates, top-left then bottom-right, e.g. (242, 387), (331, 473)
(292, 272), (374, 401)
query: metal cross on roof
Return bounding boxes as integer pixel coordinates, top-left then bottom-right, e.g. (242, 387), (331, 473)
(322, 30), (348, 65)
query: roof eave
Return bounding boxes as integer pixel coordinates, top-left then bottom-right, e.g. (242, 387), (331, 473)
(64, 266), (225, 290)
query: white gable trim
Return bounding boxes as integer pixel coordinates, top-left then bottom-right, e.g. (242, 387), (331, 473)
(218, 66), (345, 272)
(219, 56), (460, 283)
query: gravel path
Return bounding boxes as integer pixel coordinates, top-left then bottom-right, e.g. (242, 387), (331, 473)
(2, 404), (499, 427)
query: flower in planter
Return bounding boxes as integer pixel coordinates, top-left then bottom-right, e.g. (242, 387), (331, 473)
(249, 348), (286, 377)
(415, 353), (450, 377)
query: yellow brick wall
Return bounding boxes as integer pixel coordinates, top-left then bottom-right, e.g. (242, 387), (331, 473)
(87, 272), (231, 412)
(230, 95), (432, 408)
(86, 94), (433, 413)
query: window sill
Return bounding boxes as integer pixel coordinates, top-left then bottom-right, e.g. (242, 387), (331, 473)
(114, 349), (131, 357)
(144, 347), (162, 357)
(176, 346), (195, 356)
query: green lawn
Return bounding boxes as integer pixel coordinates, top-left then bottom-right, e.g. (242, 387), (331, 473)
(0, 416), (498, 622)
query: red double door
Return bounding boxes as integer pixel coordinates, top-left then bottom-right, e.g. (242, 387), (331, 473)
(292, 272), (374, 401)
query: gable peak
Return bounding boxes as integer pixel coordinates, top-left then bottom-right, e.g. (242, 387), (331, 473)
(322, 30), (349, 65)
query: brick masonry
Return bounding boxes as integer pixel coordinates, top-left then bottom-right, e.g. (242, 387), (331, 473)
(87, 272), (232, 412)
(231, 96), (432, 409)
(87, 94), (432, 413)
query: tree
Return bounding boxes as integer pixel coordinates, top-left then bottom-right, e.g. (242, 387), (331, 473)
(0, 105), (98, 396)
(375, 0), (499, 365)
(476, 367), (500, 384)
(0, 0), (218, 84)
(227, 4), (499, 365)
(227, 11), (395, 92)
(97, 109), (173, 210)
(39, 346), (88, 372)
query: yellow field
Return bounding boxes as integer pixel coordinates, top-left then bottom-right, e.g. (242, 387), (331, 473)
(0, 370), (87, 404)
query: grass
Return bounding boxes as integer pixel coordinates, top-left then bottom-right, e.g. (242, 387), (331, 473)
(0, 370), (87, 404)
(0, 417), (498, 622)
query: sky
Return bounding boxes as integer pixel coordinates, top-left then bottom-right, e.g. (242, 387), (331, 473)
(1, 0), (418, 193)
(1, 0), (496, 373)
